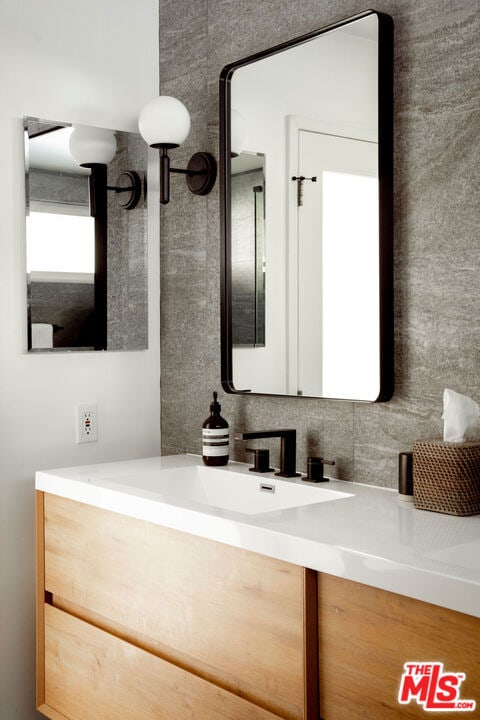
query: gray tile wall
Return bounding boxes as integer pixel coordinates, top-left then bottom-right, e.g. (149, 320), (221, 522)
(107, 132), (149, 350)
(159, 0), (480, 487)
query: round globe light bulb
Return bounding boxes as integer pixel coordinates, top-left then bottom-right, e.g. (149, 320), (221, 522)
(138, 96), (191, 148)
(69, 125), (117, 166)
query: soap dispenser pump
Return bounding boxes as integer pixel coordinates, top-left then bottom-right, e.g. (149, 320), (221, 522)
(202, 391), (229, 466)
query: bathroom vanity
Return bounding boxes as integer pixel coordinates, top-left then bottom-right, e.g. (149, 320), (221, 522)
(36, 455), (480, 719)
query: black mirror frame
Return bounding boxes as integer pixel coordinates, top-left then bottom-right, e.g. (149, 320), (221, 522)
(219, 9), (394, 402)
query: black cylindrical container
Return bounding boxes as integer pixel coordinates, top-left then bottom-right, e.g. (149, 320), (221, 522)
(398, 451), (414, 502)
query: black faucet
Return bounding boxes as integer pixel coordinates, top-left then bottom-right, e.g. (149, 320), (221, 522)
(234, 429), (300, 478)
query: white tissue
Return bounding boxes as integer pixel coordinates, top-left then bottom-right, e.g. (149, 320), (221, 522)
(442, 388), (480, 443)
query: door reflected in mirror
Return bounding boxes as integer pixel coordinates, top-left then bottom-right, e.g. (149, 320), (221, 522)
(220, 10), (393, 401)
(24, 117), (148, 352)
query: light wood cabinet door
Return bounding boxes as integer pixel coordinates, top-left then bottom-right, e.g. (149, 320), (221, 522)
(39, 492), (316, 720)
(318, 573), (480, 719)
(41, 604), (283, 720)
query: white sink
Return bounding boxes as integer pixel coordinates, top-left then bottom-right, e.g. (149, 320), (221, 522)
(154, 465), (353, 515)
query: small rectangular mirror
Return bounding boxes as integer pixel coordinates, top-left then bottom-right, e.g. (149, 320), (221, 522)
(231, 151), (265, 347)
(220, 10), (393, 401)
(24, 117), (148, 352)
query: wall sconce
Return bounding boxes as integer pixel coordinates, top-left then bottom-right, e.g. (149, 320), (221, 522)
(138, 96), (217, 205)
(69, 125), (117, 165)
(69, 125), (143, 210)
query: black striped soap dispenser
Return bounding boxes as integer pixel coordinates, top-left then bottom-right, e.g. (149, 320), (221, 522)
(202, 392), (229, 466)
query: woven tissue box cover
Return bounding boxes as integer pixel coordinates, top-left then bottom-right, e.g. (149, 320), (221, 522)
(413, 440), (480, 516)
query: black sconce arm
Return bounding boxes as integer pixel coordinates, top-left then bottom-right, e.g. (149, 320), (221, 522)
(159, 147), (216, 204)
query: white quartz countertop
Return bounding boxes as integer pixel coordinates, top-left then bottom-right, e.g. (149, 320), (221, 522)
(36, 454), (480, 618)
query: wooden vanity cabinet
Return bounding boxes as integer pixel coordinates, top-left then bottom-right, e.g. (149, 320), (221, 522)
(37, 491), (480, 720)
(36, 492), (318, 720)
(317, 573), (480, 719)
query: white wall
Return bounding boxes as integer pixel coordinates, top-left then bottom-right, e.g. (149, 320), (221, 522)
(0, 1), (160, 717)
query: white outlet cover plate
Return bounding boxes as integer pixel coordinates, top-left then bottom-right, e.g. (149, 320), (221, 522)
(76, 404), (98, 443)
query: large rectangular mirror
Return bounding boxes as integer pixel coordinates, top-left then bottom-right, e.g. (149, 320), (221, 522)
(25, 117), (148, 352)
(220, 10), (393, 401)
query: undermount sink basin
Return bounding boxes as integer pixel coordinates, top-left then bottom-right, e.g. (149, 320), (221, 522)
(155, 464), (353, 515)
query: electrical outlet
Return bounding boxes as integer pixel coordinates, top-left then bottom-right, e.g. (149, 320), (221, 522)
(76, 404), (98, 443)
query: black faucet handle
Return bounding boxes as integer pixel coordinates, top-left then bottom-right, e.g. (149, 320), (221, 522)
(246, 448), (275, 473)
(304, 456), (335, 483)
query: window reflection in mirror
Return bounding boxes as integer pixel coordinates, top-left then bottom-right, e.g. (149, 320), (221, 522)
(27, 210), (95, 349)
(24, 117), (148, 353)
(221, 11), (393, 401)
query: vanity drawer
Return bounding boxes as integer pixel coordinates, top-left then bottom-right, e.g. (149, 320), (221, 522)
(41, 603), (282, 720)
(42, 493), (305, 719)
(318, 573), (480, 719)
